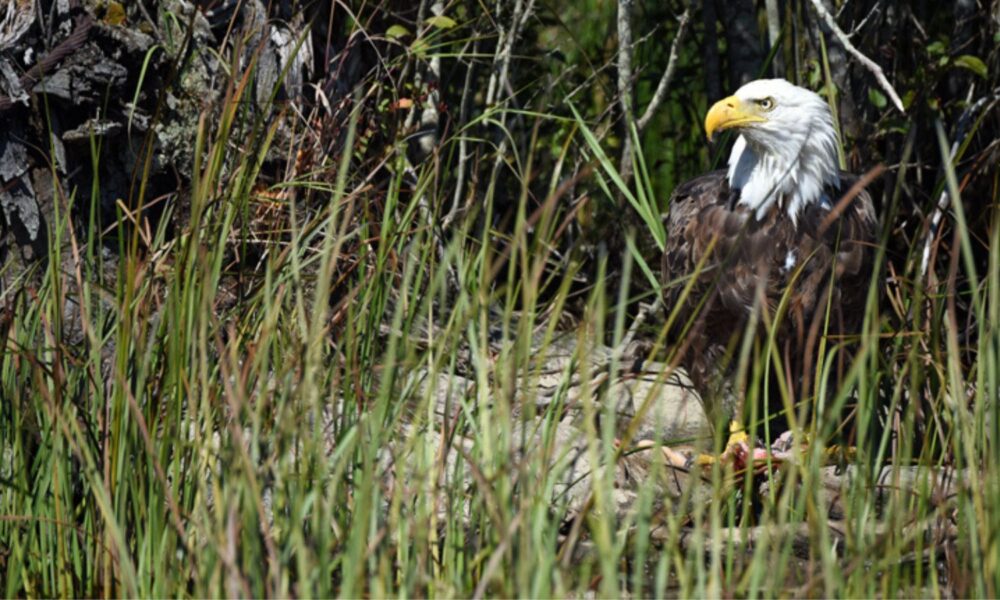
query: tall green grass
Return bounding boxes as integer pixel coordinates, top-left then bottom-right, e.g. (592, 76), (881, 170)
(2, 9), (999, 599)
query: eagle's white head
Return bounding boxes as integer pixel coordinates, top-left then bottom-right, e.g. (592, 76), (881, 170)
(704, 79), (841, 223)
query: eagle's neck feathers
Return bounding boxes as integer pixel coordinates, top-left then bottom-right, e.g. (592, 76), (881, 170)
(726, 104), (841, 224)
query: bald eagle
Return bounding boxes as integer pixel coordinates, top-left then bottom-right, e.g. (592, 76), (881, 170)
(661, 79), (878, 420)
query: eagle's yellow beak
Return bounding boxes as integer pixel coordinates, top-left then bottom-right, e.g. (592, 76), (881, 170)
(704, 95), (767, 141)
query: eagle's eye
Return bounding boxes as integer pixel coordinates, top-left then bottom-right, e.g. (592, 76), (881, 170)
(756, 97), (775, 111)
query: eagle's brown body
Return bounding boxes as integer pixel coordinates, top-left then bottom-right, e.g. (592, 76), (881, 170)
(661, 169), (878, 405)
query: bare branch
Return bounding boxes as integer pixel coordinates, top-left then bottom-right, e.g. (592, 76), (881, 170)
(807, 0), (905, 113)
(636, 8), (691, 132)
(485, 0), (535, 108)
(919, 87), (1000, 279)
(484, 0), (537, 202)
(444, 36), (479, 229)
(619, 7), (690, 183)
(850, 1), (882, 36)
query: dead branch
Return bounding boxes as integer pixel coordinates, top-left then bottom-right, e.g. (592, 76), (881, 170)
(619, 6), (691, 182)
(919, 87), (1000, 279)
(806, 0), (905, 113)
(444, 35), (479, 229)
(636, 8), (691, 132)
(485, 0), (535, 109)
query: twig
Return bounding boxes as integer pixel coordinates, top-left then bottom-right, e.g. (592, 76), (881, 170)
(443, 35), (480, 229)
(484, 0), (536, 185)
(806, 0), (905, 113)
(850, 1), (882, 36)
(919, 87), (1000, 279)
(636, 8), (691, 131)
(485, 0), (535, 109)
(402, 0), (433, 140)
(619, 7), (691, 181)
(621, 298), (663, 351)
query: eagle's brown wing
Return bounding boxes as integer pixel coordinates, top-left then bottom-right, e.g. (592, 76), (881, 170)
(805, 174), (880, 335)
(660, 170), (772, 340)
(661, 170), (878, 400)
(660, 170), (765, 397)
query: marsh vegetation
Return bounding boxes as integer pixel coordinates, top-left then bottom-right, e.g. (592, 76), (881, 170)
(1, 0), (999, 596)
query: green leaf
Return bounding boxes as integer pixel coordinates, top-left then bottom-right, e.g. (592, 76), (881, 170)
(567, 103), (665, 250)
(868, 88), (887, 110)
(425, 15), (457, 29)
(386, 25), (411, 40)
(954, 55), (988, 78)
(926, 40), (946, 56)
